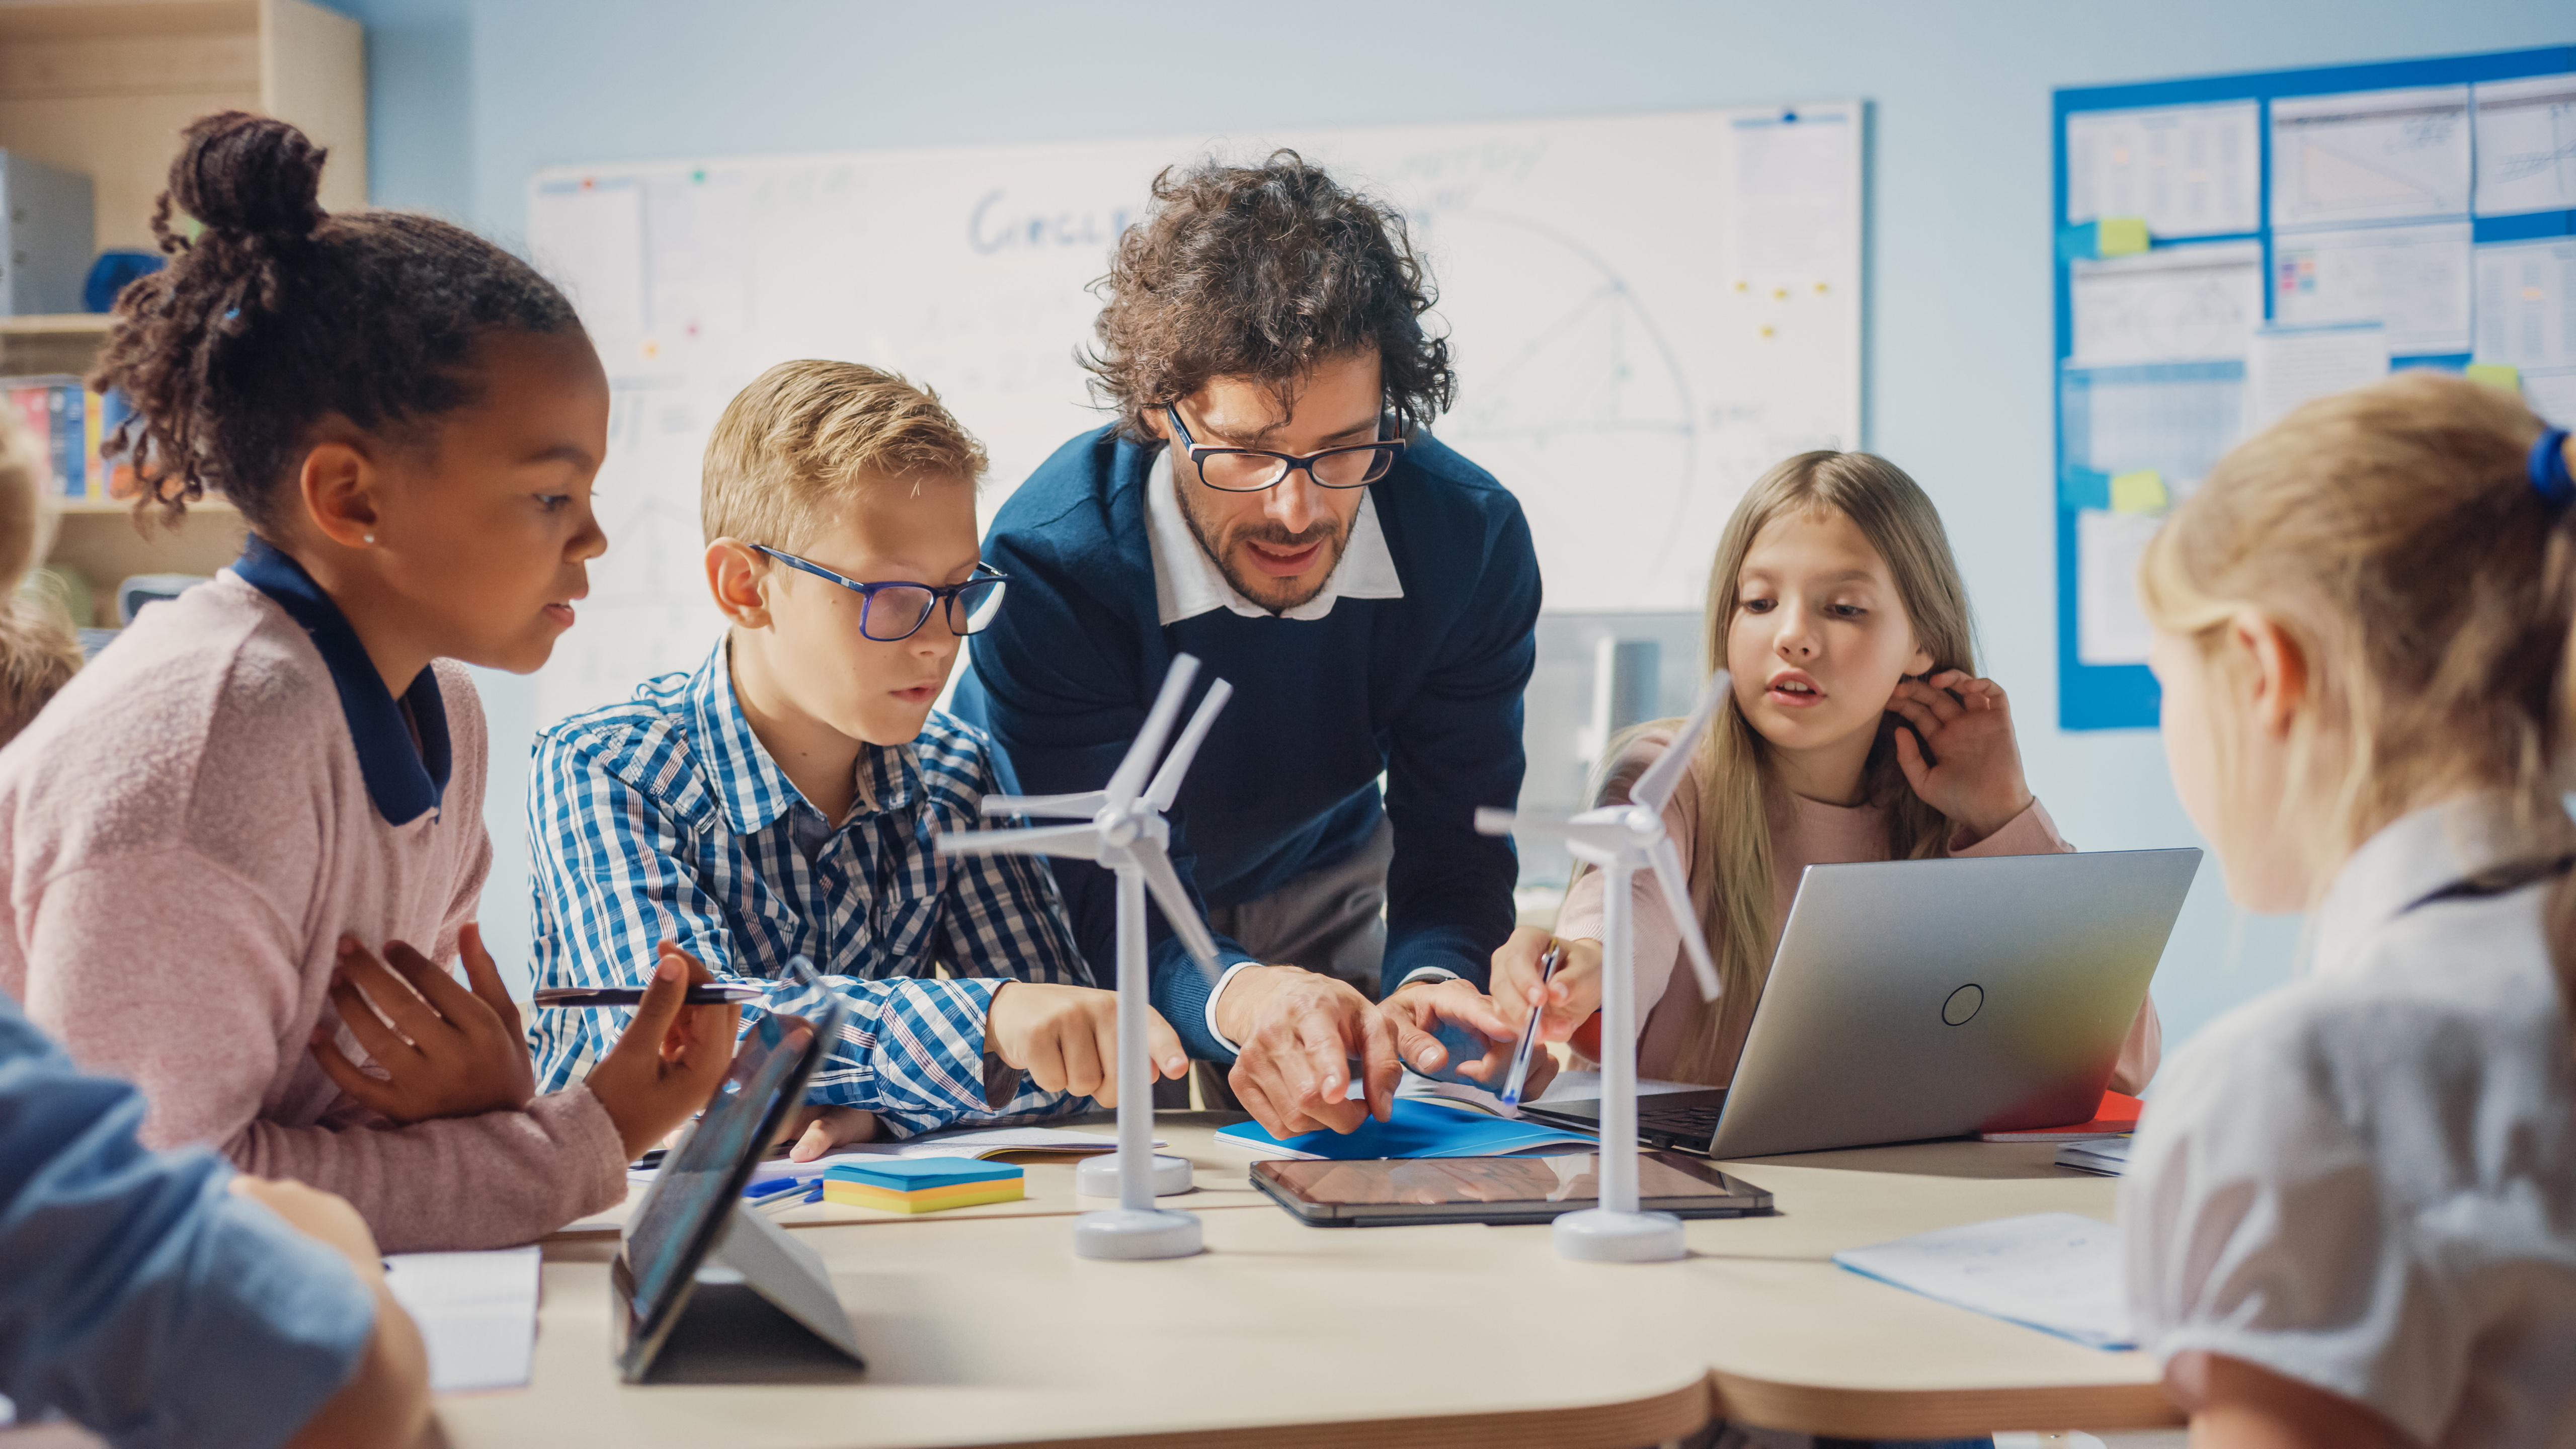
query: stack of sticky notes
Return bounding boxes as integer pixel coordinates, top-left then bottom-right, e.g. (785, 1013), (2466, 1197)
(821, 1157), (1025, 1214)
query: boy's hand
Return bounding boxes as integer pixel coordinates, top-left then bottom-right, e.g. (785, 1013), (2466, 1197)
(778, 1105), (879, 1163)
(587, 943), (744, 1162)
(1486, 926), (1603, 1045)
(310, 924), (534, 1124)
(1888, 670), (2034, 842)
(985, 982), (1187, 1106)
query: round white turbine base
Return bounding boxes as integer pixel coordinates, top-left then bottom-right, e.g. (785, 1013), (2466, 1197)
(1075, 1152), (1193, 1198)
(1553, 1207), (1687, 1262)
(1072, 1207), (1202, 1260)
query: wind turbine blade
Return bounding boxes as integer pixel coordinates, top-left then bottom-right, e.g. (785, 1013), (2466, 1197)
(1145, 678), (1232, 813)
(1647, 836), (1722, 1001)
(1630, 669), (1733, 814)
(980, 791), (1106, 819)
(1104, 655), (1200, 813)
(1473, 807), (1519, 837)
(934, 823), (1104, 861)
(1130, 841), (1222, 982)
(1479, 811), (1634, 853)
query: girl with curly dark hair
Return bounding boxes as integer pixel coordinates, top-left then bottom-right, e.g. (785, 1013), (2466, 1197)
(0, 112), (739, 1252)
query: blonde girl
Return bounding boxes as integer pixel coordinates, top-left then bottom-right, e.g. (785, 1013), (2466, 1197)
(2123, 375), (2576, 1447)
(1490, 451), (2158, 1092)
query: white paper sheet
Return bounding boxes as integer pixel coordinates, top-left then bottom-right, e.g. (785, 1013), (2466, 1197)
(1396, 1066), (1704, 1117)
(2271, 221), (2473, 356)
(1730, 107), (1860, 286)
(2061, 361), (2244, 491)
(382, 1247), (541, 1394)
(2473, 73), (2576, 217)
(2475, 239), (2576, 370)
(2246, 323), (2389, 430)
(2065, 101), (2260, 238)
(1834, 1212), (2134, 1350)
(525, 177), (648, 338)
(2271, 86), (2472, 229)
(2070, 241), (2263, 366)
(2077, 510), (2162, 667)
(645, 170), (754, 338)
(2522, 367), (2576, 426)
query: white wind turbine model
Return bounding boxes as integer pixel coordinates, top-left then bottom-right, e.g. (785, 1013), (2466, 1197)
(1475, 668), (1731, 1263)
(937, 654), (1231, 1260)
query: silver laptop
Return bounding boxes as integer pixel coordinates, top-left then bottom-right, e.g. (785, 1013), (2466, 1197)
(1522, 848), (2199, 1159)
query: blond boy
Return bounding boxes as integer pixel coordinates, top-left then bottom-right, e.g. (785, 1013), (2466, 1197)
(528, 362), (1181, 1151)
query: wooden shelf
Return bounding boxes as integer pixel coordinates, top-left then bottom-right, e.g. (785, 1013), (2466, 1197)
(50, 497), (234, 516)
(0, 313), (116, 337)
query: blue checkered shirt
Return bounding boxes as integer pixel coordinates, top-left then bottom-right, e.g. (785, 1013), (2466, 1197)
(526, 641), (1095, 1138)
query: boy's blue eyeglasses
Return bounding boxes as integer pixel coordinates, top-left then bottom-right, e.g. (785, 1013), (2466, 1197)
(752, 546), (1010, 641)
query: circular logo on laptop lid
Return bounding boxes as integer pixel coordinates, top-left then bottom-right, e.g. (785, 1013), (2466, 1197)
(1941, 983), (1984, 1026)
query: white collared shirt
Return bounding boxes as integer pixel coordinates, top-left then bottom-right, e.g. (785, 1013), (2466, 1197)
(2122, 795), (2576, 1448)
(1143, 445), (1404, 626)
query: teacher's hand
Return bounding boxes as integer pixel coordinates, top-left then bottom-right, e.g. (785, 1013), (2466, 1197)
(1215, 965), (1400, 1137)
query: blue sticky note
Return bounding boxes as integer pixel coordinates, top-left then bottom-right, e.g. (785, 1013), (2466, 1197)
(2059, 468), (2112, 512)
(1218, 1098), (1596, 1161)
(824, 1157), (1024, 1191)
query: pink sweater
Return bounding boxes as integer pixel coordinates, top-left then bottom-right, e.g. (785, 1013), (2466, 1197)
(1556, 727), (2161, 1092)
(0, 572), (624, 1251)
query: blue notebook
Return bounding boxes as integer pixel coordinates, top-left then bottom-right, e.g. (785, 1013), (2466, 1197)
(1216, 1098), (1597, 1160)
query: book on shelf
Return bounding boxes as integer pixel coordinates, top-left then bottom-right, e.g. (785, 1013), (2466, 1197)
(2, 375), (138, 501)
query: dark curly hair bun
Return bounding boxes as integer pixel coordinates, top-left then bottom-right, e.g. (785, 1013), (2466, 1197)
(165, 111), (326, 245)
(90, 111), (583, 537)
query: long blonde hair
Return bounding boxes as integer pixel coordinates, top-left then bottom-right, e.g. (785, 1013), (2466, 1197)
(1607, 451), (1977, 1085)
(2138, 372), (2576, 1017)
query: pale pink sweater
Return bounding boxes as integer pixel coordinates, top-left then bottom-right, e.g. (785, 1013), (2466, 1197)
(1556, 727), (2161, 1092)
(0, 572), (624, 1251)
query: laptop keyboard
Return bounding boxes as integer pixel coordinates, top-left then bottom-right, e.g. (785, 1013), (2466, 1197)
(1637, 1096), (1727, 1143)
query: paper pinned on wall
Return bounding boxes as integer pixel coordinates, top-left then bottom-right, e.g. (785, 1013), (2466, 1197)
(2246, 323), (2389, 430)
(1731, 107), (1860, 286)
(2060, 360), (2245, 494)
(2271, 221), (2473, 356)
(2271, 86), (2472, 230)
(526, 177), (648, 338)
(2078, 510), (2162, 667)
(2473, 73), (2576, 217)
(2475, 238), (2576, 370)
(645, 170), (755, 339)
(2523, 368), (2576, 425)
(2065, 100), (2260, 238)
(2070, 240), (2263, 366)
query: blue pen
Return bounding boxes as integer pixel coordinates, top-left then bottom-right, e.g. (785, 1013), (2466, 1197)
(1499, 942), (1565, 1108)
(742, 1175), (802, 1206)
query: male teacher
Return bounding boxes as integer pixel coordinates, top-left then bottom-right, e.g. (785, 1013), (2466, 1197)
(955, 151), (1542, 1139)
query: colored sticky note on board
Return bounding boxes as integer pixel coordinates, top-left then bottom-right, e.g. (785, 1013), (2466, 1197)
(2059, 468), (2112, 512)
(2095, 217), (2150, 258)
(2109, 469), (2168, 515)
(2465, 363), (2522, 393)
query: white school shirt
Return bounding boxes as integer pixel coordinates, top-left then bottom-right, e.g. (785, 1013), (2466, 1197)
(2122, 796), (2576, 1448)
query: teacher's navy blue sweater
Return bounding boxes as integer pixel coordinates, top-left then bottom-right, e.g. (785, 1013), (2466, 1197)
(953, 426), (1539, 1064)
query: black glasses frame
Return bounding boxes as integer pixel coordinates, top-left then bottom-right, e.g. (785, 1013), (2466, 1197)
(752, 546), (1010, 642)
(1164, 404), (1406, 493)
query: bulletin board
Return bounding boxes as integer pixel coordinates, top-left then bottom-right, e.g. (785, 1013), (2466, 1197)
(2055, 46), (2576, 731)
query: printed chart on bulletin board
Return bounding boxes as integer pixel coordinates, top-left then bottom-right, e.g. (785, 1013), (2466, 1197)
(2055, 47), (2576, 730)
(524, 106), (1863, 728)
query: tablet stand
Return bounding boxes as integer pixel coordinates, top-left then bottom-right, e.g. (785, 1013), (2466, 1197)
(615, 1203), (865, 1383)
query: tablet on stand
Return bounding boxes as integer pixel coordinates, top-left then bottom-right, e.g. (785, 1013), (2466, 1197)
(612, 961), (865, 1383)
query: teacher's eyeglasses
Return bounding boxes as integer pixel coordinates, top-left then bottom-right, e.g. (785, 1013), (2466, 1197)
(753, 547), (1010, 641)
(1165, 404), (1406, 493)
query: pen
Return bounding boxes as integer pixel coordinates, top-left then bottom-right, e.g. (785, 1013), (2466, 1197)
(1499, 942), (1565, 1108)
(533, 984), (763, 1008)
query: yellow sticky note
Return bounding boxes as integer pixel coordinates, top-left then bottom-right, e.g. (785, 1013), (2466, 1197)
(2465, 362), (2522, 393)
(2097, 217), (2150, 258)
(2109, 469), (2168, 515)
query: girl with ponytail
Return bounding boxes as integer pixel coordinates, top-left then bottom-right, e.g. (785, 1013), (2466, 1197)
(0, 113), (739, 1252)
(2123, 374), (2576, 1447)
(1489, 451), (2159, 1094)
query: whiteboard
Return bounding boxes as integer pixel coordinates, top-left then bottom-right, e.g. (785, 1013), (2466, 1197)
(525, 106), (1863, 726)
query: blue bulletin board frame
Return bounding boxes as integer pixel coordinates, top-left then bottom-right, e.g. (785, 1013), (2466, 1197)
(2054, 45), (2576, 731)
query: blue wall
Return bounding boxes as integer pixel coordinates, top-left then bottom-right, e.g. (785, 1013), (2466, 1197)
(333, 0), (2571, 1049)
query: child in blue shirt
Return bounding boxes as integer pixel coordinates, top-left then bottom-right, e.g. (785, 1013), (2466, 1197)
(529, 361), (1186, 1155)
